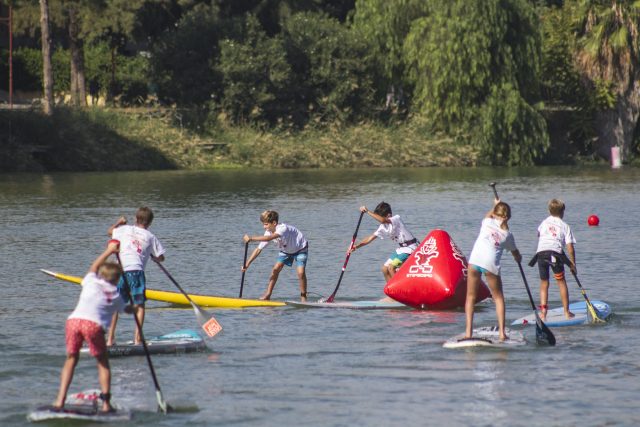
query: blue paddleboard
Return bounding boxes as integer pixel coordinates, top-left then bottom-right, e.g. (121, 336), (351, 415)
(511, 300), (611, 327)
(81, 329), (206, 357)
(443, 326), (527, 349)
(285, 299), (408, 309)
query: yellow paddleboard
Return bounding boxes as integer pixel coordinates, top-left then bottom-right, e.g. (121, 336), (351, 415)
(40, 269), (285, 308)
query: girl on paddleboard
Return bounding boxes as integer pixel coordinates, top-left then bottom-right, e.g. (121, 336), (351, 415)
(464, 199), (522, 341)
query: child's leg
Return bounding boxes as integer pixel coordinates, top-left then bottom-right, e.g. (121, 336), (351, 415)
(95, 353), (112, 412)
(382, 264), (394, 282)
(556, 278), (575, 318)
(262, 262), (284, 300)
(106, 312), (118, 346)
(133, 304), (145, 345)
(464, 267), (482, 338)
(486, 273), (507, 340)
(539, 279), (550, 320)
(296, 265), (307, 302)
(54, 354), (79, 408)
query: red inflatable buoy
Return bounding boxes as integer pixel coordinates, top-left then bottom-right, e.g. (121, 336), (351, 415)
(384, 229), (491, 309)
(588, 215), (600, 226)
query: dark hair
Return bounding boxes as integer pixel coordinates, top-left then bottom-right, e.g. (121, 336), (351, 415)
(136, 207), (154, 227)
(374, 201), (392, 217)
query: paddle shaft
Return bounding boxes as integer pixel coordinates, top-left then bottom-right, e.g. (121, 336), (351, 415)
(153, 258), (197, 305)
(239, 242), (249, 298)
(326, 211), (366, 303)
(115, 254), (169, 414)
(555, 252), (605, 322)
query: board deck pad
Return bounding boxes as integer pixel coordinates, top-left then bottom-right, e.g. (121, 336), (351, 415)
(285, 299), (408, 309)
(443, 326), (526, 349)
(28, 390), (131, 422)
(81, 329), (207, 357)
(511, 300), (611, 327)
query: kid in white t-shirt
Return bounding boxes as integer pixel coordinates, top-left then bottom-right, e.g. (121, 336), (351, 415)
(465, 199), (522, 341)
(106, 207), (165, 345)
(529, 199), (577, 320)
(351, 202), (418, 283)
(243, 210), (309, 301)
(52, 241), (132, 413)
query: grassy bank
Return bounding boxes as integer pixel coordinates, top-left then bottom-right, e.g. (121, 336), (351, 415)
(0, 107), (478, 172)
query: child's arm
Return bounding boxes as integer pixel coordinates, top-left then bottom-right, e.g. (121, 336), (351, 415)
(360, 206), (389, 224)
(511, 248), (522, 264)
(88, 241), (119, 274)
(350, 234), (377, 253)
(244, 233), (280, 243)
(107, 216), (127, 236)
(242, 247), (263, 271)
(565, 243), (577, 273)
(485, 198), (500, 219)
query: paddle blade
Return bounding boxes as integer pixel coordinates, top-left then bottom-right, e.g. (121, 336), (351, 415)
(534, 314), (556, 346)
(586, 303), (607, 324)
(192, 304), (222, 338)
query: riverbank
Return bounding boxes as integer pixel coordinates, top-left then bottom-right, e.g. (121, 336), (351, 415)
(0, 107), (477, 172)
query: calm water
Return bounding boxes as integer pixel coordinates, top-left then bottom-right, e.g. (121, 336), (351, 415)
(0, 167), (638, 427)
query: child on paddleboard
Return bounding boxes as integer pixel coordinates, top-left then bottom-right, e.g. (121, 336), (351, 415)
(53, 241), (132, 413)
(529, 198), (576, 320)
(242, 210), (308, 301)
(465, 198), (522, 341)
(106, 207), (165, 346)
(350, 202), (418, 283)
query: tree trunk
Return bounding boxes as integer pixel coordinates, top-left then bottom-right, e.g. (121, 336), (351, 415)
(68, 6), (87, 107)
(594, 79), (640, 162)
(39, 0), (54, 115)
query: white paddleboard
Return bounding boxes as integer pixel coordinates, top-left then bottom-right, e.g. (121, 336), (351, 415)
(285, 299), (408, 309)
(443, 326), (526, 349)
(511, 300), (611, 327)
(28, 390), (131, 422)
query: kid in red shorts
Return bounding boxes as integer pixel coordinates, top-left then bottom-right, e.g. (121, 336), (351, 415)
(52, 241), (132, 413)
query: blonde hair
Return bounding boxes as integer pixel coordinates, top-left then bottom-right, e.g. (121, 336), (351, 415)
(136, 207), (154, 227)
(260, 210), (279, 224)
(98, 262), (122, 285)
(493, 202), (512, 229)
(548, 199), (565, 217)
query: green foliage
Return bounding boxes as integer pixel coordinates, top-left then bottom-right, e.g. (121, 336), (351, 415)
(216, 14), (291, 125)
(280, 11), (376, 125)
(476, 83), (549, 166)
(404, 0), (542, 132)
(149, 3), (222, 105)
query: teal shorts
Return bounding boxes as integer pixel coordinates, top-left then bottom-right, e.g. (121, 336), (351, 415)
(386, 252), (410, 268)
(118, 270), (146, 305)
(470, 264), (489, 274)
(277, 250), (308, 267)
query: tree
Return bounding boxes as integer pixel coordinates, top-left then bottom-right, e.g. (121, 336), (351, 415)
(39, 0), (53, 114)
(571, 0), (640, 161)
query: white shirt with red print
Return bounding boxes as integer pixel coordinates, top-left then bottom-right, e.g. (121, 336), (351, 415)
(468, 217), (517, 275)
(112, 224), (165, 272)
(536, 215), (575, 254)
(68, 272), (126, 330)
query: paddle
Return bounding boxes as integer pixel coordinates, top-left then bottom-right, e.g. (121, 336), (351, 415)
(239, 241), (249, 298)
(490, 182), (555, 345)
(113, 250), (170, 414)
(323, 211), (366, 303)
(152, 258), (223, 338)
(557, 253), (607, 323)
(517, 262), (556, 346)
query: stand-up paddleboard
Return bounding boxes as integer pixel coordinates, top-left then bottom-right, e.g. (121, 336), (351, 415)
(40, 269), (285, 308)
(28, 390), (131, 422)
(511, 300), (611, 327)
(285, 299), (408, 309)
(81, 329), (206, 357)
(443, 326), (526, 349)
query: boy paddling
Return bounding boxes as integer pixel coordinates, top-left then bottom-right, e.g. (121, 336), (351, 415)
(242, 210), (309, 301)
(107, 207), (165, 345)
(53, 241), (132, 413)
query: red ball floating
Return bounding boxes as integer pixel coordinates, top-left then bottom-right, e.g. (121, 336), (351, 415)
(588, 215), (600, 226)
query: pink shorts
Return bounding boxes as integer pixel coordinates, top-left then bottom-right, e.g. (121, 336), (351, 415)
(65, 318), (106, 357)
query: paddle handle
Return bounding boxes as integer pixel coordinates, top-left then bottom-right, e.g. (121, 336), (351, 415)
(239, 242), (249, 298)
(489, 182), (499, 199)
